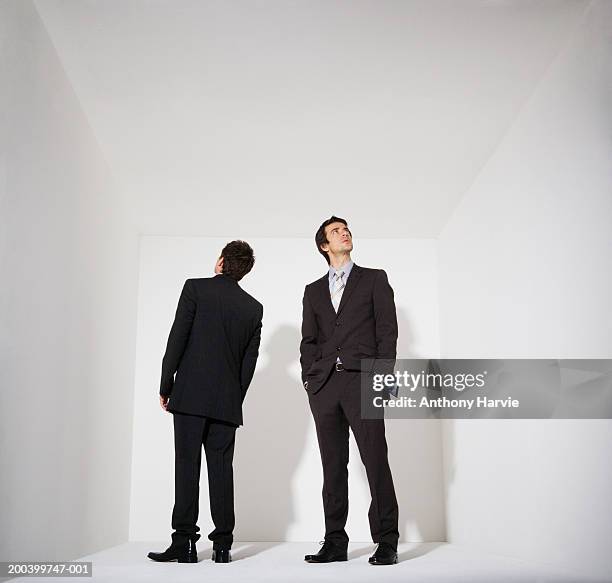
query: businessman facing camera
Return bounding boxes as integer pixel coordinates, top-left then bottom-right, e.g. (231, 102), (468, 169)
(300, 216), (400, 565)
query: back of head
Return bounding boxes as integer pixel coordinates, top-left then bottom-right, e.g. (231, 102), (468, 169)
(221, 240), (255, 281)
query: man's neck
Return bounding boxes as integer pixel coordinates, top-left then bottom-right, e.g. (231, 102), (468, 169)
(329, 254), (352, 271)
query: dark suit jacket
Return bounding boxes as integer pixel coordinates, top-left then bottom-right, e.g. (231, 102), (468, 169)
(300, 264), (398, 394)
(160, 274), (263, 426)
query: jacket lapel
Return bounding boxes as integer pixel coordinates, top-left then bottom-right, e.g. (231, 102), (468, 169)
(314, 275), (337, 320)
(337, 264), (362, 316)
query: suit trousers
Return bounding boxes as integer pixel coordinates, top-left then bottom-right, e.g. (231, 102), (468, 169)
(171, 411), (237, 549)
(308, 368), (400, 549)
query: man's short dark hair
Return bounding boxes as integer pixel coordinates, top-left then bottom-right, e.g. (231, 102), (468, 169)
(315, 215), (349, 264)
(220, 240), (255, 281)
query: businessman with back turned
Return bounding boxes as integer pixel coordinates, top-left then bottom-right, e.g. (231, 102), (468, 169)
(148, 240), (263, 564)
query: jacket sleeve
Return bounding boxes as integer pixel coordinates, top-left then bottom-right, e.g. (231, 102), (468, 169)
(160, 279), (196, 396)
(240, 307), (263, 402)
(300, 286), (319, 384)
(373, 270), (398, 360)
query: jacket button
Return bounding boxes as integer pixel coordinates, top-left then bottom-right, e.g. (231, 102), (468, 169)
(335, 321), (340, 326)
(336, 347), (341, 351)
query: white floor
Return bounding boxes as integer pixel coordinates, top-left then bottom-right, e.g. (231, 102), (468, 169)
(10, 541), (601, 583)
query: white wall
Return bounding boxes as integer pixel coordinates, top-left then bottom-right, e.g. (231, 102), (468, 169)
(438, 1), (612, 578)
(33, 0), (586, 239)
(0, 0), (138, 561)
(129, 236), (444, 543)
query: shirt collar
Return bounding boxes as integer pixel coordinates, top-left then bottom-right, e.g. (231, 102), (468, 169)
(328, 259), (354, 282)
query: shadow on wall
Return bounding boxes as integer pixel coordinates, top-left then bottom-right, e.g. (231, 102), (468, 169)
(233, 324), (309, 542)
(232, 310), (445, 548)
(385, 307), (447, 544)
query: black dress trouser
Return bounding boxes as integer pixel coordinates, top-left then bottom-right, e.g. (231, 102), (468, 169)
(308, 368), (400, 549)
(171, 411), (237, 549)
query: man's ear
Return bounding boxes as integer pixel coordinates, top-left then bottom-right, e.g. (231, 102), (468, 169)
(215, 256), (224, 274)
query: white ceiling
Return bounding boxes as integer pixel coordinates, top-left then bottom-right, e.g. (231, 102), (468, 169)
(34, 0), (588, 238)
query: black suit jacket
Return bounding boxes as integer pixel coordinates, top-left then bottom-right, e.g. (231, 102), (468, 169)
(300, 264), (398, 394)
(160, 274), (263, 426)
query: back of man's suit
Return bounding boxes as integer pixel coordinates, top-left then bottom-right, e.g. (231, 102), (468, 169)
(160, 273), (263, 426)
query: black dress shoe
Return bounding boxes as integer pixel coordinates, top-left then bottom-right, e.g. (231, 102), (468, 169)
(212, 548), (231, 563)
(147, 539), (198, 563)
(304, 540), (348, 563)
(368, 542), (398, 565)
